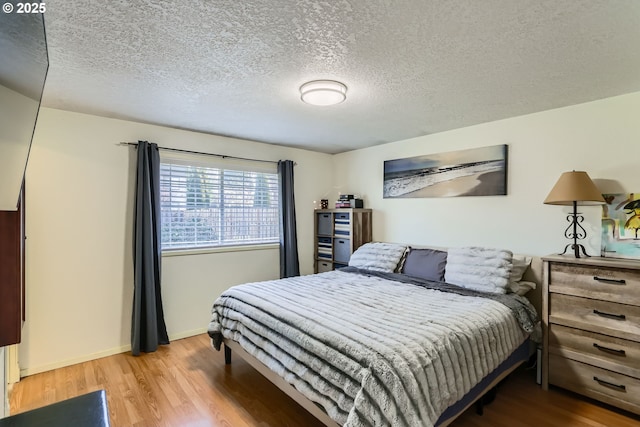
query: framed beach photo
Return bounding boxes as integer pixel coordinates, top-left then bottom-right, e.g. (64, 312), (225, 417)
(383, 145), (508, 198)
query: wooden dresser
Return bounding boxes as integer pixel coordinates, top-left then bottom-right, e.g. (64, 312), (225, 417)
(542, 254), (640, 415)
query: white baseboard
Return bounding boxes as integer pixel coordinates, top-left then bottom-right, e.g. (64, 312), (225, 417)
(168, 327), (207, 341)
(20, 344), (131, 377)
(6, 346), (19, 385)
(20, 328), (208, 377)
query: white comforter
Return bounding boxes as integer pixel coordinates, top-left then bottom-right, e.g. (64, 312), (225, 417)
(208, 269), (530, 427)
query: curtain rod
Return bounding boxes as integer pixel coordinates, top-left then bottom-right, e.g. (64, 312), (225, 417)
(118, 141), (279, 165)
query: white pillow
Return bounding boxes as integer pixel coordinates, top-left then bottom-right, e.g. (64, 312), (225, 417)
(444, 246), (513, 294)
(506, 255), (534, 295)
(508, 280), (536, 296)
(348, 242), (408, 273)
(510, 255), (532, 282)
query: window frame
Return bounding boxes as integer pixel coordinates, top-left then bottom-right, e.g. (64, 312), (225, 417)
(158, 152), (280, 254)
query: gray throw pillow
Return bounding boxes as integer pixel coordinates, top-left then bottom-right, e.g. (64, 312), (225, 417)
(402, 248), (448, 282)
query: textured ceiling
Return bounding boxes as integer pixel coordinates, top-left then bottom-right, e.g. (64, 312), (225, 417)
(42, 1), (640, 154)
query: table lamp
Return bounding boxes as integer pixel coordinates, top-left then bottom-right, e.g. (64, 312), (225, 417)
(544, 171), (605, 258)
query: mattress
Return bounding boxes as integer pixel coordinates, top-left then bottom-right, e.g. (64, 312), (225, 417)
(208, 268), (538, 427)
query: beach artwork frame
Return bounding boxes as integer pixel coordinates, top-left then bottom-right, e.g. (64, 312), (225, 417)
(601, 192), (640, 259)
(383, 144), (508, 198)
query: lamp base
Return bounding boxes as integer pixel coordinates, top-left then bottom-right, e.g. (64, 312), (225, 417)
(558, 201), (592, 258)
(559, 243), (591, 258)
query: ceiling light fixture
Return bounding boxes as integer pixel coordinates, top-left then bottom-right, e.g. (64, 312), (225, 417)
(300, 80), (347, 106)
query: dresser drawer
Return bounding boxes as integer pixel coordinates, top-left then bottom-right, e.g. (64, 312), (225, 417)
(549, 293), (640, 342)
(549, 354), (640, 415)
(549, 262), (640, 306)
(317, 213), (333, 236)
(316, 237), (332, 259)
(549, 324), (640, 379)
(334, 212), (350, 236)
(334, 238), (351, 264)
(316, 260), (333, 273)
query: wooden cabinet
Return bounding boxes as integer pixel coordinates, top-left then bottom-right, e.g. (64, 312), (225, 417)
(0, 185), (25, 347)
(542, 255), (640, 415)
(313, 209), (372, 273)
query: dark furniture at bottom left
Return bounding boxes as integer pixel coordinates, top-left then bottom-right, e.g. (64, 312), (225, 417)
(0, 390), (110, 427)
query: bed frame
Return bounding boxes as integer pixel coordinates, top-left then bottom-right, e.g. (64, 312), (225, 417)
(219, 255), (542, 426)
(223, 338), (340, 427)
(223, 338), (529, 427)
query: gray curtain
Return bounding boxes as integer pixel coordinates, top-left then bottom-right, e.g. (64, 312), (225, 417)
(278, 160), (300, 278)
(132, 140), (169, 356)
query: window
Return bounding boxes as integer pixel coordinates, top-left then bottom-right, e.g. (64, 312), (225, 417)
(159, 154), (279, 251)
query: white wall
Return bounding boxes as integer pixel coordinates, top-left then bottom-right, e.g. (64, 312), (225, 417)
(21, 108), (333, 375)
(333, 92), (640, 256)
(19, 92), (640, 375)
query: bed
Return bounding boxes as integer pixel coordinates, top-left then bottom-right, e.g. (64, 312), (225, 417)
(208, 244), (540, 427)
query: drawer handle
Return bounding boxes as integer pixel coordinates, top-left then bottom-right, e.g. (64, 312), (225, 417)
(593, 276), (626, 285)
(593, 376), (626, 392)
(593, 343), (626, 356)
(593, 309), (626, 320)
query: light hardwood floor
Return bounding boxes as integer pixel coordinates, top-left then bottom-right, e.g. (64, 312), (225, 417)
(9, 334), (640, 426)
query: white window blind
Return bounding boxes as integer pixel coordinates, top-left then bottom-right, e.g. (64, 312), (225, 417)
(159, 154), (279, 250)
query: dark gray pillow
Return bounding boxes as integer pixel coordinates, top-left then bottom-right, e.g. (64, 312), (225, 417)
(402, 248), (447, 282)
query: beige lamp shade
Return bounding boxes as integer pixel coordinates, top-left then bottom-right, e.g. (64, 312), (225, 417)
(544, 171), (605, 206)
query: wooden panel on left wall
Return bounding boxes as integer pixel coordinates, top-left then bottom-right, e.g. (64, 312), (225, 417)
(0, 184), (25, 347)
